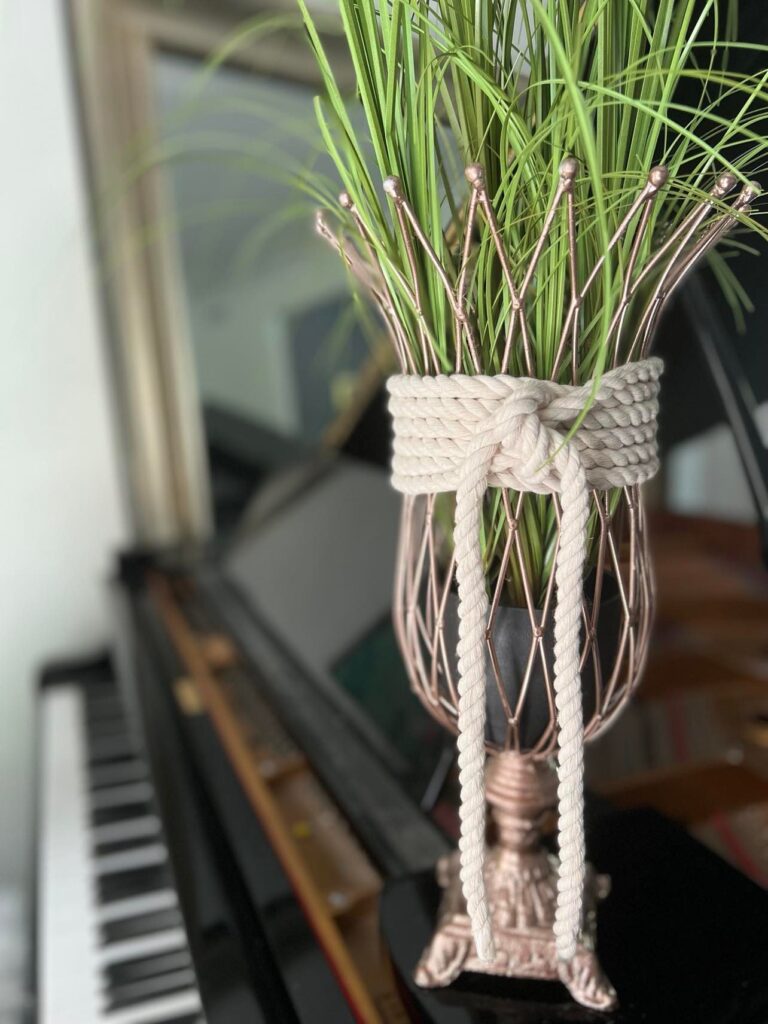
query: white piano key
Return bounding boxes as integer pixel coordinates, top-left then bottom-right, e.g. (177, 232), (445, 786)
(92, 816), (162, 847)
(95, 845), (167, 877)
(91, 783), (154, 811)
(98, 891), (178, 925)
(99, 927), (188, 968)
(39, 685), (102, 1024)
(104, 988), (202, 1024)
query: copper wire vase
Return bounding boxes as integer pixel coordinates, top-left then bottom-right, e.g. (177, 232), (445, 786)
(317, 160), (757, 1010)
(394, 488), (652, 754)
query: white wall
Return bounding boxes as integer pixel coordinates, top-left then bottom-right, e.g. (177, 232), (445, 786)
(0, 0), (128, 897)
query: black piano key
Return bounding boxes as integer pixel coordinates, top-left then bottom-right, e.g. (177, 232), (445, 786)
(85, 715), (128, 736)
(84, 701), (131, 737)
(91, 783), (154, 812)
(86, 714), (129, 736)
(91, 761), (148, 790)
(82, 679), (119, 704)
(85, 714), (126, 737)
(89, 737), (137, 764)
(94, 834), (160, 858)
(102, 908), (182, 945)
(155, 1016), (203, 1024)
(105, 968), (196, 1012)
(87, 729), (133, 754)
(85, 719), (128, 740)
(85, 694), (122, 713)
(99, 865), (172, 904)
(84, 701), (124, 724)
(92, 802), (152, 827)
(104, 949), (192, 989)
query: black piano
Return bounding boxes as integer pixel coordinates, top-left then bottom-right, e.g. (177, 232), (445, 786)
(34, 279), (768, 1024)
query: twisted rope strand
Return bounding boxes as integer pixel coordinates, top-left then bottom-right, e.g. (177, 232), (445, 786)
(454, 446), (497, 962)
(387, 358), (661, 962)
(550, 447), (589, 960)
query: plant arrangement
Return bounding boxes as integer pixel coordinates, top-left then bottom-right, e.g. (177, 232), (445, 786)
(292, 2), (768, 1003)
(298, 0), (768, 607)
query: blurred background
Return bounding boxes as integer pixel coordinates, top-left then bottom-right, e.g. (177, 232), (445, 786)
(2, 1), (768, 1021)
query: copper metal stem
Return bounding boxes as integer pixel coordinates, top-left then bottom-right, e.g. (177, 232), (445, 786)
(414, 754), (617, 1011)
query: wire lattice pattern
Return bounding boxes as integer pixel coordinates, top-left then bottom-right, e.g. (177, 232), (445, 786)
(318, 161), (756, 378)
(318, 161), (755, 757)
(394, 485), (652, 756)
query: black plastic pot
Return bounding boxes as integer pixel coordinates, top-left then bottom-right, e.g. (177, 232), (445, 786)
(441, 573), (623, 749)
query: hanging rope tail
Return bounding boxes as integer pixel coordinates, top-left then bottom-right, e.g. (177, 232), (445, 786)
(387, 358), (662, 963)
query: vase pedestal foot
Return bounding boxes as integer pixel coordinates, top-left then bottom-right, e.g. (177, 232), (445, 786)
(383, 805), (768, 1022)
(414, 754), (617, 1012)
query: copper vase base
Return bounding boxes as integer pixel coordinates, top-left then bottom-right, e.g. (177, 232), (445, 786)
(414, 755), (618, 1012)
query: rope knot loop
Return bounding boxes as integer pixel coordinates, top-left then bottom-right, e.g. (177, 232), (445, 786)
(469, 381), (554, 486)
(386, 358), (662, 964)
(387, 359), (662, 499)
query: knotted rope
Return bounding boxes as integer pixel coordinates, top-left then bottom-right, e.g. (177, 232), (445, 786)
(387, 357), (662, 962)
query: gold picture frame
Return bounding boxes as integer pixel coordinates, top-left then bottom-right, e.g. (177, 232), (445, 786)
(68, 0), (360, 543)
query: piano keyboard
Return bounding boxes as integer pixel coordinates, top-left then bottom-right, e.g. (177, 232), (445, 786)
(38, 678), (205, 1024)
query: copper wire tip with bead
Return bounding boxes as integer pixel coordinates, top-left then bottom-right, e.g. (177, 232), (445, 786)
(317, 163), (757, 381)
(465, 163), (486, 190)
(314, 208), (333, 241)
(647, 165), (668, 191)
(714, 171), (738, 197)
(383, 175), (404, 201)
(559, 156), (579, 187)
(739, 181), (762, 207)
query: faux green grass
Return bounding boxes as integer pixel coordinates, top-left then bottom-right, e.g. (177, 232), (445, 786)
(292, 1), (768, 606)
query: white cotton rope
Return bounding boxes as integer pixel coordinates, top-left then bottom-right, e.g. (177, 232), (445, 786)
(387, 357), (662, 963)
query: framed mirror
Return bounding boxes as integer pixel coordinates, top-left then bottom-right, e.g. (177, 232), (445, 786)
(69, 0), (381, 542)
